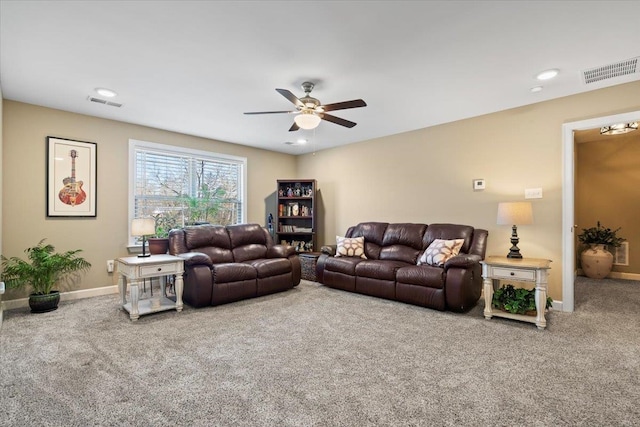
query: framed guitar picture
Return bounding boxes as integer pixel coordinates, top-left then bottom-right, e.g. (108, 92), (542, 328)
(46, 137), (97, 217)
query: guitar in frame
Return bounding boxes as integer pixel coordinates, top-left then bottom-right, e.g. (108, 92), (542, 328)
(58, 149), (87, 206)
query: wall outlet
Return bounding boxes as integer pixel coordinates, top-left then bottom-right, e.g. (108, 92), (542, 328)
(106, 260), (114, 273)
(525, 188), (543, 199)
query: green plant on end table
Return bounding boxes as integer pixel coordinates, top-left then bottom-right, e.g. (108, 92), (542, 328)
(1, 239), (91, 313)
(492, 284), (552, 315)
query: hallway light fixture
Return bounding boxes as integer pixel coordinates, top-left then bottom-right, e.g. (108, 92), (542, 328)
(600, 122), (638, 135)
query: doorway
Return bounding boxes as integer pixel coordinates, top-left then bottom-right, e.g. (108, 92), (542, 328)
(562, 109), (640, 312)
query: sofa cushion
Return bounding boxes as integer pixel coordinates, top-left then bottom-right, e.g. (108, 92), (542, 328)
(184, 225), (234, 263)
(228, 223), (269, 262)
(418, 239), (464, 266)
(396, 265), (445, 289)
(347, 222), (388, 259)
(423, 224), (474, 254)
(245, 258), (292, 278)
(336, 236), (367, 258)
(212, 263), (257, 283)
(324, 256), (364, 275)
(355, 260), (410, 281)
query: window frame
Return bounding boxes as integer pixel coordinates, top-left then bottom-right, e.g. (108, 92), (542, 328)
(128, 139), (247, 247)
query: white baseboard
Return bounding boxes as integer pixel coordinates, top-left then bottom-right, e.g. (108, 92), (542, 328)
(576, 269), (640, 281)
(606, 272), (640, 281)
(1, 285), (119, 311)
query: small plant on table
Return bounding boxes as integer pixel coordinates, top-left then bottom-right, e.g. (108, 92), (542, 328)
(492, 284), (552, 315)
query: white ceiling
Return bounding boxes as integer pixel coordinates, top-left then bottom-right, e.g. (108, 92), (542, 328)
(1, 1), (639, 155)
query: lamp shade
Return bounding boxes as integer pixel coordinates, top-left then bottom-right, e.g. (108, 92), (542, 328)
(294, 111), (322, 130)
(497, 202), (533, 226)
(131, 218), (155, 236)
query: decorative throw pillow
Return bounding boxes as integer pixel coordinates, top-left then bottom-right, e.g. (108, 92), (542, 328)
(335, 236), (367, 259)
(418, 239), (464, 267)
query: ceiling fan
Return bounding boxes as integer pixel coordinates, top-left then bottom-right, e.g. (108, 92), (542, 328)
(244, 81), (367, 131)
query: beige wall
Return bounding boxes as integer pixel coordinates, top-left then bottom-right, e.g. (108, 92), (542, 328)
(2, 100), (296, 300)
(3, 81), (640, 303)
(576, 131), (640, 273)
(297, 80), (640, 301)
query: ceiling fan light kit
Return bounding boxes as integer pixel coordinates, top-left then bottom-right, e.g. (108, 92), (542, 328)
(294, 110), (322, 130)
(245, 81), (367, 132)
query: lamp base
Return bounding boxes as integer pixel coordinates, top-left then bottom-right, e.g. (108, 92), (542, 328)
(137, 253), (151, 258)
(506, 250), (523, 259)
(506, 225), (523, 259)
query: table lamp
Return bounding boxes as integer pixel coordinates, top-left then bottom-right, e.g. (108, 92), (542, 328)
(131, 218), (155, 258)
(497, 202), (533, 259)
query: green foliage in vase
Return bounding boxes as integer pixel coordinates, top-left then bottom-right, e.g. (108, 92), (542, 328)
(577, 221), (624, 247)
(492, 284), (553, 315)
(1, 239), (91, 295)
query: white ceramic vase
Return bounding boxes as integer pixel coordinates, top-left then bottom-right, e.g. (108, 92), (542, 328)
(581, 244), (614, 279)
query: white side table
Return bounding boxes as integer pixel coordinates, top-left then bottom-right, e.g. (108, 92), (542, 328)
(481, 256), (551, 330)
(117, 255), (184, 321)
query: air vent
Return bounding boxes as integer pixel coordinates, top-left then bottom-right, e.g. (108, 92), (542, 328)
(582, 57), (638, 84)
(87, 96), (123, 107)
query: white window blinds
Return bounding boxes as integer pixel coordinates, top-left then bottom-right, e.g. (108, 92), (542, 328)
(129, 140), (246, 243)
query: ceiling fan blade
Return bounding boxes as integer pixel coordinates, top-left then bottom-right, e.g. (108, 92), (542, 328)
(244, 110), (296, 115)
(288, 122), (300, 132)
(321, 99), (367, 112)
(276, 88), (305, 108)
(319, 113), (357, 128)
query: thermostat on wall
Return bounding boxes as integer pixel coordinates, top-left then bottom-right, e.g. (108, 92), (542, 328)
(473, 179), (486, 191)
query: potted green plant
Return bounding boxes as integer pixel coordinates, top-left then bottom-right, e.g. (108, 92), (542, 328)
(148, 211), (180, 254)
(1, 239), (91, 313)
(492, 284), (553, 315)
(577, 221), (624, 279)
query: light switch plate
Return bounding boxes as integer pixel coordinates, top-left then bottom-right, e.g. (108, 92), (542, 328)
(473, 179), (486, 191)
(525, 188), (543, 199)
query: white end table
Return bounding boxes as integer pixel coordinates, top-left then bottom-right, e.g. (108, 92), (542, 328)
(117, 254), (184, 321)
(481, 256), (551, 330)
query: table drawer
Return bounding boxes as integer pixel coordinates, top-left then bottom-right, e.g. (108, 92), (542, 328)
(140, 263), (179, 277)
(492, 267), (535, 281)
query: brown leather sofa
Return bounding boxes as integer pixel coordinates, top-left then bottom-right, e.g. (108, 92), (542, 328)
(169, 223), (301, 307)
(316, 222), (488, 312)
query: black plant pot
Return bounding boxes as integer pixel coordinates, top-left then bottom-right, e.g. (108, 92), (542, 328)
(29, 291), (60, 313)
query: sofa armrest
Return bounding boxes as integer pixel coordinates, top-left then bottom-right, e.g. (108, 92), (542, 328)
(444, 254), (482, 271)
(443, 254), (483, 312)
(177, 252), (213, 267)
(321, 245), (336, 256)
(315, 253), (333, 284)
(268, 244), (297, 258)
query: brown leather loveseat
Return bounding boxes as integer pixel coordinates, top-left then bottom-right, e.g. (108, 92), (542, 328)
(169, 223), (301, 307)
(316, 222), (487, 312)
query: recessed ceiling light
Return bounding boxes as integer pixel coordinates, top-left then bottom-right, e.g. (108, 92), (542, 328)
(536, 69), (559, 81)
(95, 87), (117, 97)
(530, 86), (543, 93)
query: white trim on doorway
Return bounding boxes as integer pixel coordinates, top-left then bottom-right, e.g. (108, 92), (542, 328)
(562, 109), (640, 312)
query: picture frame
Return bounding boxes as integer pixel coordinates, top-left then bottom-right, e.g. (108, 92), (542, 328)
(46, 136), (97, 217)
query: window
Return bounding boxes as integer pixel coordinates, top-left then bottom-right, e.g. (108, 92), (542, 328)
(129, 139), (246, 245)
